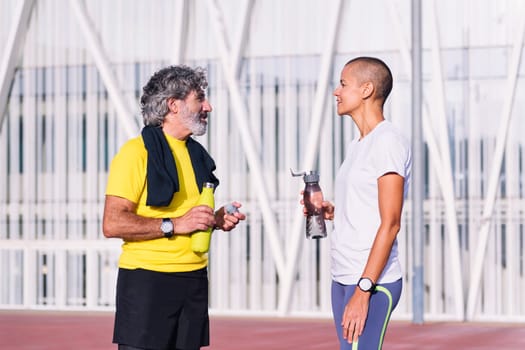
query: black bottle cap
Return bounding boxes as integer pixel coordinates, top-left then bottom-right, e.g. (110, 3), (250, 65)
(303, 171), (320, 183)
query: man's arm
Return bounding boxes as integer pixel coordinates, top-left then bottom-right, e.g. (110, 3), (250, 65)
(102, 195), (216, 241)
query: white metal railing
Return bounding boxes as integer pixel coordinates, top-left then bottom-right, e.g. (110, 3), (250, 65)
(1, 196), (525, 321)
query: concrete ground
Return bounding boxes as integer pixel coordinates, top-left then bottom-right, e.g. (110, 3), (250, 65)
(1, 310), (524, 349)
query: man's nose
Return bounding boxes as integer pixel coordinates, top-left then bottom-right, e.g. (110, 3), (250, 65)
(203, 100), (213, 112)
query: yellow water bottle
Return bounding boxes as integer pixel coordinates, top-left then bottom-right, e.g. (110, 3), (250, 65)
(191, 182), (215, 253)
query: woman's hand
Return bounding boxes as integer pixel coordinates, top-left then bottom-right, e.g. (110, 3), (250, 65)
(322, 201), (334, 220)
(299, 190), (335, 221)
(341, 289), (371, 344)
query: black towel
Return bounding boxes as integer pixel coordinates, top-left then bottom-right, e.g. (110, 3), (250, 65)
(141, 126), (219, 207)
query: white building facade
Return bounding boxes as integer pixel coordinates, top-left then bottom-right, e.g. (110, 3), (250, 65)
(1, 0), (525, 322)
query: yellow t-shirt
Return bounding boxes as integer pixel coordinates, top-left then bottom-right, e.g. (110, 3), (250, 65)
(105, 133), (207, 272)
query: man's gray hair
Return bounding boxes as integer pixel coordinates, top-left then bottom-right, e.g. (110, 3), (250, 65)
(140, 65), (208, 126)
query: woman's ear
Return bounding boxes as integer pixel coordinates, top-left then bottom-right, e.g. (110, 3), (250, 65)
(362, 81), (374, 99)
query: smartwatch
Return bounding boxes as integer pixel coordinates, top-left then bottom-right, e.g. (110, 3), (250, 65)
(357, 277), (376, 293)
(160, 218), (174, 238)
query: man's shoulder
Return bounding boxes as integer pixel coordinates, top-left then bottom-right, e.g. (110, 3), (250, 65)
(119, 136), (147, 154)
(111, 136), (148, 166)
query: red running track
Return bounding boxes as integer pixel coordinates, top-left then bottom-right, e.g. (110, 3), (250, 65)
(1, 311), (525, 349)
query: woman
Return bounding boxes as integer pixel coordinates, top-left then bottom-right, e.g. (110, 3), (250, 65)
(312, 56), (412, 349)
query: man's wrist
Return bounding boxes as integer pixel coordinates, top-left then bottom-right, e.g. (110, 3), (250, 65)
(171, 217), (176, 235)
(160, 218), (174, 238)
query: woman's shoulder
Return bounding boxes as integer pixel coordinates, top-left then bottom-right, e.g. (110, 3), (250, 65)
(374, 121), (410, 149)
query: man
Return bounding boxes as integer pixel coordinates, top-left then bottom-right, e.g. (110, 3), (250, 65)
(313, 57), (411, 349)
(103, 65), (245, 350)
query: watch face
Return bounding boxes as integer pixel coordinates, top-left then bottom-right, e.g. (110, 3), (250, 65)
(358, 278), (373, 292)
(161, 219), (173, 235)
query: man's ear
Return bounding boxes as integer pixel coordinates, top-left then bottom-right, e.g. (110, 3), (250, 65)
(167, 98), (179, 114)
(362, 82), (374, 99)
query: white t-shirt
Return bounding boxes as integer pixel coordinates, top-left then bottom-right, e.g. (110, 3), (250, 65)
(331, 120), (412, 285)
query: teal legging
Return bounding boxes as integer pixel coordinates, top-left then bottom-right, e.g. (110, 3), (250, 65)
(331, 279), (402, 350)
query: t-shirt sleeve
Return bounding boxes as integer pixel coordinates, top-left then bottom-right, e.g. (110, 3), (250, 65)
(371, 131), (410, 179)
(105, 139), (147, 204)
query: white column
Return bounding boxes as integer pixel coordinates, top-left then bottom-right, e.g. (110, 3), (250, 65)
(466, 4), (525, 320)
(277, 0), (344, 315)
(0, 0), (35, 131)
(171, 0), (189, 65)
(427, 0), (464, 320)
(70, 0), (138, 139)
(388, 0), (464, 320)
(205, 0), (286, 276)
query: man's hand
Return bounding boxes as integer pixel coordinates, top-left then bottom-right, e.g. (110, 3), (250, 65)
(174, 205), (216, 233)
(214, 202), (246, 231)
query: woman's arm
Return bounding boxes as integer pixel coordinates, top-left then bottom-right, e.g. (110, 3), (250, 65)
(341, 172), (405, 343)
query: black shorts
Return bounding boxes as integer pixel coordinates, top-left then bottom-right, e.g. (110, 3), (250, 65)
(113, 267), (209, 350)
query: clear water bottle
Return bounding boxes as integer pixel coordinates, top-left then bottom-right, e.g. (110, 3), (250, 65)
(291, 169), (327, 239)
(191, 182), (215, 253)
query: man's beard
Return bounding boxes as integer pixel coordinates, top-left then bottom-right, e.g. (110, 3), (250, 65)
(180, 103), (207, 136)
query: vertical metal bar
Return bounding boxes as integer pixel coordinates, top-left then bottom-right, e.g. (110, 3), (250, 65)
(230, 0), (255, 78)
(428, 0), (464, 320)
(464, 0), (479, 322)
(53, 11), (67, 306)
(505, 139), (518, 316)
(251, 212), (264, 310)
(411, 0), (424, 325)
(0, 0), (35, 132)
(0, 61), (7, 305)
(208, 69), (229, 311)
(278, 0), (344, 315)
(85, 64), (99, 307)
(466, 4), (525, 320)
(7, 76), (23, 304)
(68, 55), (81, 306)
(22, 22), (37, 306)
(428, 168), (439, 315)
(248, 61), (262, 311)
(85, 250), (98, 307)
(171, 0), (189, 65)
(387, 0), (463, 320)
(70, 0), (138, 139)
(205, 0), (286, 277)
